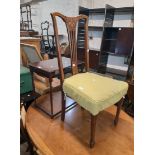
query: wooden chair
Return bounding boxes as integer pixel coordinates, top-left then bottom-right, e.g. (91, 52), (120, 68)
(51, 12), (128, 148)
(40, 21), (55, 55)
(20, 43), (60, 95)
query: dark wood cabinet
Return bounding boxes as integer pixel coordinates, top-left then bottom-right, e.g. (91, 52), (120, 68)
(115, 28), (134, 55)
(77, 48), (99, 69)
(77, 6), (134, 79)
(89, 49), (100, 69)
(101, 27), (134, 56)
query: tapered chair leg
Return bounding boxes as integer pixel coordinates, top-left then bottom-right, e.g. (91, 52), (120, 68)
(61, 91), (66, 121)
(90, 114), (98, 148)
(114, 97), (124, 126)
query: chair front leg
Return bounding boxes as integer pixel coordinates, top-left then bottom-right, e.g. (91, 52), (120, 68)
(61, 91), (66, 121)
(90, 114), (98, 148)
(114, 97), (124, 126)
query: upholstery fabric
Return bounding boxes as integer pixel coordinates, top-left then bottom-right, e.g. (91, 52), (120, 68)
(63, 72), (128, 115)
(22, 45), (41, 63)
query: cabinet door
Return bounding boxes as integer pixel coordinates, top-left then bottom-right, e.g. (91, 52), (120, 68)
(89, 50), (99, 69)
(77, 48), (99, 69)
(115, 28), (134, 56)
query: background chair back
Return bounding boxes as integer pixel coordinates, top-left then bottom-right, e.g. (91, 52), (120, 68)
(50, 12), (89, 85)
(21, 43), (43, 66)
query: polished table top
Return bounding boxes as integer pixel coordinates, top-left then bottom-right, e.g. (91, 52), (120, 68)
(29, 57), (84, 75)
(26, 95), (134, 155)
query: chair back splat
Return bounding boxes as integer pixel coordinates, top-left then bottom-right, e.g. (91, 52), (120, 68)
(51, 12), (89, 84)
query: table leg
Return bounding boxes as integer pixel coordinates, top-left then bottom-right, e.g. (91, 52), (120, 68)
(49, 77), (53, 118)
(30, 70), (36, 105)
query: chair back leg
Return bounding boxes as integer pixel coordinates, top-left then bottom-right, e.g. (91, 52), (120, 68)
(114, 97), (124, 126)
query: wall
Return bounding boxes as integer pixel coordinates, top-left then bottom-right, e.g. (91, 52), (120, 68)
(79, 0), (92, 8)
(30, 0), (79, 35)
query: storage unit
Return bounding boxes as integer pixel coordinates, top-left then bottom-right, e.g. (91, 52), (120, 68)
(77, 5), (134, 79)
(20, 65), (33, 94)
(101, 27), (134, 55)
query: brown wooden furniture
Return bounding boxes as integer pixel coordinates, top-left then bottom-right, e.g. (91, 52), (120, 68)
(20, 102), (53, 155)
(20, 31), (39, 37)
(20, 37), (41, 54)
(40, 21), (56, 54)
(25, 96), (134, 155)
(101, 27), (134, 56)
(99, 27), (134, 77)
(20, 103), (34, 155)
(51, 12), (126, 148)
(77, 48), (100, 69)
(29, 58), (84, 118)
(20, 4), (32, 31)
(20, 43), (60, 95)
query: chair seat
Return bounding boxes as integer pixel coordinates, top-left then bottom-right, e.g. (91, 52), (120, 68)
(63, 72), (128, 115)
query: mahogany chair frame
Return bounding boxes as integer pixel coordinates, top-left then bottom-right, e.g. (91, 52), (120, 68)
(51, 12), (124, 148)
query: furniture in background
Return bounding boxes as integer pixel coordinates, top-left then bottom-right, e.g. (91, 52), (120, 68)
(40, 21), (56, 55)
(20, 66), (33, 95)
(98, 27), (134, 77)
(20, 37), (41, 55)
(20, 3), (32, 31)
(20, 31), (39, 37)
(51, 12), (128, 148)
(29, 57), (84, 118)
(77, 5), (134, 80)
(77, 5), (115, 69)
(20, 3), (39, 37)
(20, 103), (34, 155)
(20, 102), (52, 155)
(125, 79), (134, 116)
(20, 43), (60, 95)
(125, 55), (134, 116)
(20, 65), (40, 110)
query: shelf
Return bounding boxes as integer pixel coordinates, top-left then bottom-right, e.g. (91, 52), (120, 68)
(104, 39), (117, 41)
(104, 51), (116, 55)
(89, 8), (105, 13)
(114, 7), (134, 13)
(88, 26), (103, 30)
(89, 48), (100, 52)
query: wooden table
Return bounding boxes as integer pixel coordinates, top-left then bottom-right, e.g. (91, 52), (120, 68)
(29, 57), (84, 118)
(26, 97), (134, 155)
(20, 37), (41, 53)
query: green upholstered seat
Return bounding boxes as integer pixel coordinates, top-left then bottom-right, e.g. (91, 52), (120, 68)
(63, 72), (128, 115)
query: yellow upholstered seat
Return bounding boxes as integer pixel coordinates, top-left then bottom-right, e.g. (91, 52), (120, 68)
(63, 72), (128, 115)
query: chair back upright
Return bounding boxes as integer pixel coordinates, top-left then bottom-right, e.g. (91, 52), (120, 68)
(20, 43), (43, 67)
(50, 12), (89, 85)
